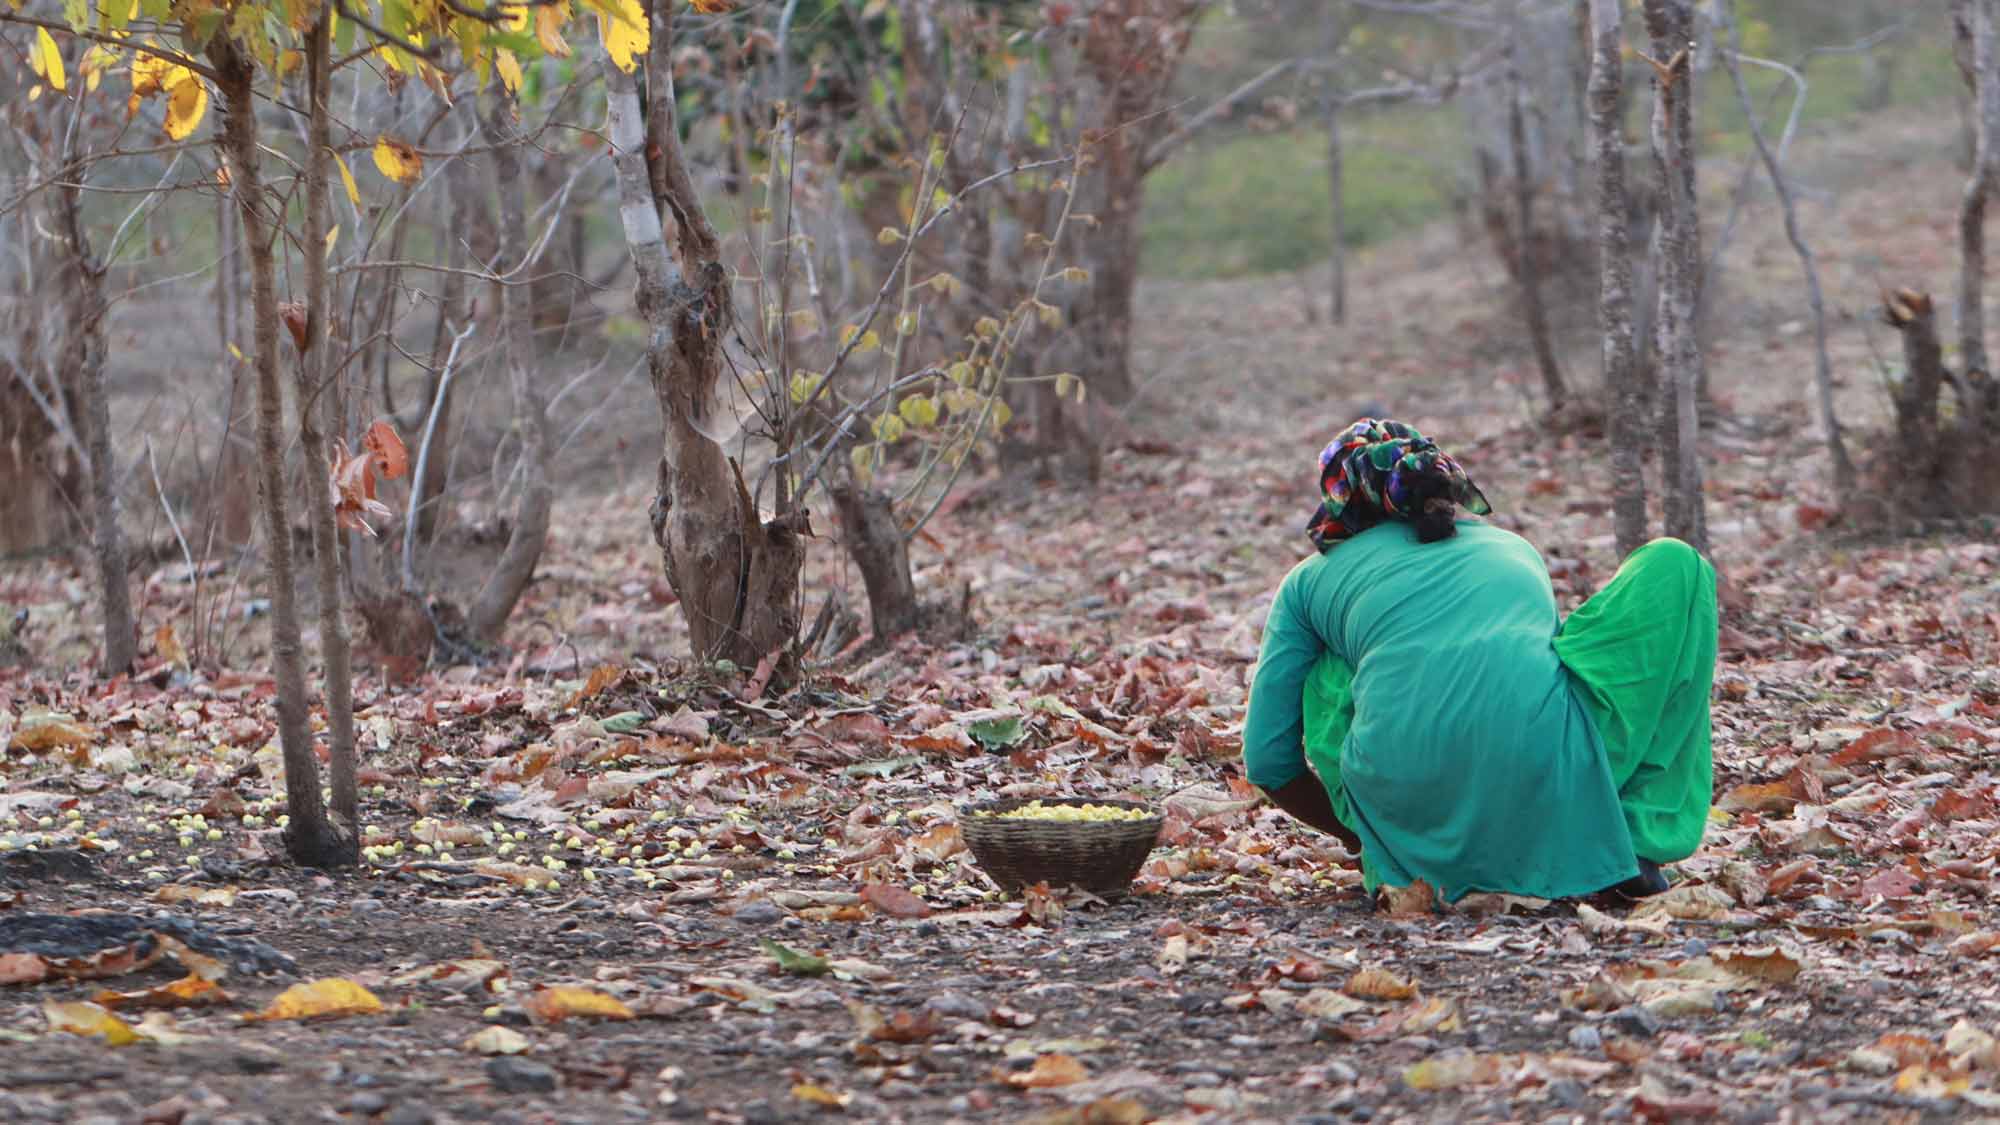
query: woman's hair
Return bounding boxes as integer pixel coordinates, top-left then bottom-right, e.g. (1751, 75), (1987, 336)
(1305, 418), (1491, 552)
(1402, 466), (1461, 543)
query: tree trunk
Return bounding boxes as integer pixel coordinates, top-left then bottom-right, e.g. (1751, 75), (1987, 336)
(1886, 291), (1946, 466)
(208, 35), (352, 868)
(52, 121), (135, 676)
(1587, 0), (1648, 559)
(466, 92), (554, 645)
(1326, 93), (1348, 325)
(1510, 41), (1567, 412)
(607, 1), (807, 684)
(1960, 0), (1997, 379)
(1642, 0), (1707, 554)
(296, 14), (358, 838)
(829, 479), (920, 641)
(1718, 5), (1854, 496)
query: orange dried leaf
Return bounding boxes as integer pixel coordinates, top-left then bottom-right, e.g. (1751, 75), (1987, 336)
(0, 953), (51, 985)
(860, 882), (931, 919)
(364, 419), (408, 479)
(523, 986), (634, 1024)
(1005, 1053), (1088, 1088)
(93, 973), (227, 1010)
(1345, 967), (1418, 1001)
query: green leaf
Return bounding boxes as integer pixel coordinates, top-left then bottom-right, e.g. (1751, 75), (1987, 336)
(759, 938), (830, 977)
(64, 0), (89, 31)
(600, 711), (646, 734)
(967, 715), (1026, 751)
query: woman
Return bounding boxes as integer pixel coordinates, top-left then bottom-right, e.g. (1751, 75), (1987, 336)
(1244, 419), (1716, 903)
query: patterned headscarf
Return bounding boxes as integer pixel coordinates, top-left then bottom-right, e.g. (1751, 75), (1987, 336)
(1304, 419), (1492, 552)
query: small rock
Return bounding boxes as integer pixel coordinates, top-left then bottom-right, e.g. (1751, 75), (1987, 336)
(732, 901), (784, 925)
(1183, 1072), (1223, 1089)
(1568, 1025), (1603, 1052)
(485, 1057), (558, 1094)
(1549, 1080), (1589, 1109)
(1845, 1046), (1897, 1076)
(383, 1105), (435, 1125)
(1610, 1006), (1662, 1040)
(345, 1092), (390, 1116)
(490, 1005), (534, 1028)
(352, 898), (385, 915)
(878, 1081), (920, 1100)
(1322, 1060), (1359, 1085)
(920, 991), (987, 1021)
(1682, 938), (1709, 958)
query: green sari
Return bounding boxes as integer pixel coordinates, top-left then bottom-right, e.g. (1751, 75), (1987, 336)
(1245, 525), (1716, 901)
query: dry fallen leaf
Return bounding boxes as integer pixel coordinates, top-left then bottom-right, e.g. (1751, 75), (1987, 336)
(1156, 933), (1189, 975)
(1377, 880), (1436, 916)
(464, 1024), (532, 1055)
(1344, 967), (1418, 1001)
(44, 1000), (142, 1045)
(1403, 1052), (1512, 1090)
(861, 882), (932, 919)
(0, 953), (51, 986)
(1006, 1052), (1089, 1088)
(523, 986), (635, 1024)
(254, 978), (384, 1021)
(791, 1083), (853, 1108)
(93, 973), (227, 1011)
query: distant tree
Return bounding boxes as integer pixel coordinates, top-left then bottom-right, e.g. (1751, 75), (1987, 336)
(1586, 0), (1647, 558)
(1640, 0), (1706, 554)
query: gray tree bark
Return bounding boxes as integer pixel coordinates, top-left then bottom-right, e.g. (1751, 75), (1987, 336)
(1718, 7), (1855, 495)
(1587, 0), (1648, 559)
(53, 110), (135, 676)
(296, 13), (358, 837)
(207, 34), (351, 867)
(1510, 38), (1567, 412)
(466, 92), (555, 645)
(606, 0), (807, 684)
(1959, 0), (1997, 379)
(1642, 0), (1707, 554)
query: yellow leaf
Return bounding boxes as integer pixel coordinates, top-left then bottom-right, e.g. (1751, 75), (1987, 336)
(871, 412), (905, 444)
(688, 0), (734, 12)
(599, 0), (647, 73)
(876, 226), (903, 245)
(334, 150), (360, 205)
(788, 371), (821, 405)
(523, 986), (634, 1024)
(372, 137), (423, 185)
(535, 2), (572, 57)
(256, 978), (383, 1021)
(464, 1024), (531, 1054)
(162, 72), (207, 140)
(495, 48), (522, 93)
(1052, 372), (1079, 400)
(500, 3), (528, 32)
(791, 1084), (851, 1108)
(324, 224), (339, 255)
(897, 395), (938, 428)
(36, 27), (65, 93)
(44, 1001), (140, 1045)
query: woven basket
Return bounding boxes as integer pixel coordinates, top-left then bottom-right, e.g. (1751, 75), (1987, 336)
(959, 797), (1164, 900)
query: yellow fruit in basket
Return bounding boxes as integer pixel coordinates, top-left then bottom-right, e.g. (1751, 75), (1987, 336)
(992, 801), (1151, 822)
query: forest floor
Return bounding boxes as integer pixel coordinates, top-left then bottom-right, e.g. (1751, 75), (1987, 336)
(4, 106), (2000, 1124)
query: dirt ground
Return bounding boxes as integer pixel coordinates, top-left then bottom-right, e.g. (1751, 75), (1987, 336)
(3, 105), (2000, 1124)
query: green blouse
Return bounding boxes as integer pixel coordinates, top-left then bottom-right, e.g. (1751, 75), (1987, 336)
(1244, 521), (1640, 901)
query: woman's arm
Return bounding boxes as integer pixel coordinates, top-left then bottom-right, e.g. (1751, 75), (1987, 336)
(1244, 566), (1360, 852)
(1261, 773), (1362, 854)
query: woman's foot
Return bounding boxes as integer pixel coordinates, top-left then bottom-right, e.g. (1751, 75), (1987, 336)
(1608, 858), (1669, 900)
